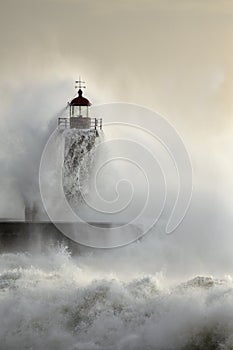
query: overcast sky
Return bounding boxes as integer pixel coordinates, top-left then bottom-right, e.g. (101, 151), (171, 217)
(0, 0), (232, 126)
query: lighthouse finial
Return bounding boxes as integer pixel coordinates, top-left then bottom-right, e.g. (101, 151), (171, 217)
(75, 77), (86, 90)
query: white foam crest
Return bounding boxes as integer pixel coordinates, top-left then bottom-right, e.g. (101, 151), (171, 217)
(1, 248), (233, 349)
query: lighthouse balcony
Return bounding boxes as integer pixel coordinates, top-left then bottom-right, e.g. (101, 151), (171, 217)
(70, 116), (91, 129)
(58, 116), (102, 132)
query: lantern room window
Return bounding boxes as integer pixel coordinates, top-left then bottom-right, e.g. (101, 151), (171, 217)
(70, 105), (89, 117)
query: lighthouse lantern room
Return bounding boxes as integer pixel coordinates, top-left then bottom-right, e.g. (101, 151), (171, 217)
(58, 78), (102, 133)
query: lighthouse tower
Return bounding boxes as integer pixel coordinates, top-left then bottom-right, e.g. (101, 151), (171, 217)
(58, 78), (102, 133)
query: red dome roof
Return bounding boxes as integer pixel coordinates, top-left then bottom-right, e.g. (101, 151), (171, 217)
(70, 89), (91, 106)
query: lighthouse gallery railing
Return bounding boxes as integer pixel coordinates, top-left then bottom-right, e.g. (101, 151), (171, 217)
(58, 117), (102, 131)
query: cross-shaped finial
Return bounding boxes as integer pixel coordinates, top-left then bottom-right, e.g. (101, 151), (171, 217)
(75, 76), (86, 90)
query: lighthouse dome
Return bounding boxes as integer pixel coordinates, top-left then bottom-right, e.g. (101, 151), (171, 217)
(70, 89), (91, 106)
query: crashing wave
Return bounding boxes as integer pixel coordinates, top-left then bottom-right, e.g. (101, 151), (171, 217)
(178, 276), (227, 289)
(1, 249), (233, 349)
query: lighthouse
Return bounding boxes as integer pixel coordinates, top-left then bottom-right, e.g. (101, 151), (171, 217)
(58, 79), (102, 134)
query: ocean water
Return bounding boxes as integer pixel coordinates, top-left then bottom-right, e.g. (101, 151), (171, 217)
(1, 121), (232, 349)
(1, 245), (233, 350)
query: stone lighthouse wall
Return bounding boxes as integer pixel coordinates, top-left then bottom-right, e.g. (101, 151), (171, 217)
(62, 129), (96, 201)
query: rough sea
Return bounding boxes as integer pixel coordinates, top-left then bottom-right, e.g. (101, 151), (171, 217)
(1, 244), (233, 350)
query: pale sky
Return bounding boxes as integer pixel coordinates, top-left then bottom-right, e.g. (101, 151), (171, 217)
(0, 0), (233, 127)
